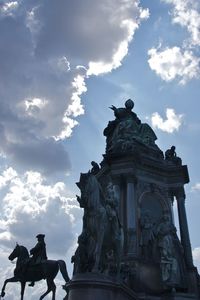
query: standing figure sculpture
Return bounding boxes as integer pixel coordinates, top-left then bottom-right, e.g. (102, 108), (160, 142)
(75, 172), (124, 277)
(156, 213), (180, 287)
(140, 211), (155, 261)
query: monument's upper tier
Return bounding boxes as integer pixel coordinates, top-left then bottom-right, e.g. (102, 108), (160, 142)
(103, 99), (161, 156)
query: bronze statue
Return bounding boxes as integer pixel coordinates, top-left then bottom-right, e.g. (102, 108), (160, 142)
(156, 213), (182, 287)
(104, 99), (158, 153)
(139, 211), (155, 260)
(90, 161), (100, 175)
(74, 172), (124, 277)
(29, 234), (48, 287)
(0, 242), (70, 300)
(165, 146), (182, 165)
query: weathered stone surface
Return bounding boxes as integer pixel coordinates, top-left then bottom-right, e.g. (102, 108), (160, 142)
(66, 273), (138, 300)
(69, 100), (200, 300)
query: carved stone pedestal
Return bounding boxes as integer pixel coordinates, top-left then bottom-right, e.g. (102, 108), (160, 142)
(66, 273), (138, 300)
(162, 292), (197, 300)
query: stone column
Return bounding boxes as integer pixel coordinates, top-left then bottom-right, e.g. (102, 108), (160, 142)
(175, 188), (193, 268)
(126, 176), (137, 255)
(168, 191), (175, 225)
(112, 176), (121, 218)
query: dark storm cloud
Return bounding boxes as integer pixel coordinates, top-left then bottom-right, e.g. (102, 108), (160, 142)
(33, 0), (138, 62)
(6, 138), (71, 175)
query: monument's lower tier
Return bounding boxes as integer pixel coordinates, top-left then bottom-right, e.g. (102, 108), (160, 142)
(66, 273), (137, 300)
(65, 273), (199, 300)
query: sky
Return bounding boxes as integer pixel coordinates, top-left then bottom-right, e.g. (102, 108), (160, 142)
(0, 0), (200, 298)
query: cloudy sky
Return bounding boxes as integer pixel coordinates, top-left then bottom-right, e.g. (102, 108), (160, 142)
(0, 0), (200, 298)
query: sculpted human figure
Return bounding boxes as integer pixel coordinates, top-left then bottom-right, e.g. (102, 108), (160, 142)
(109, 99), (141, 123)
(75, 173), (123, 275)
(104, 99), (158, 153)
(165, 146), (182, 165)
(29, 234), (48, 287)
(165, 146), (176, 160)
(104, 99), (141, 151)
(105, 182), (121, 240)
(71, 231), (91, 274)
(90, 161), (100, 175)
(139, 211), (155, 260)
(156, 213), (179, 285)
(30, 234), (48, 263)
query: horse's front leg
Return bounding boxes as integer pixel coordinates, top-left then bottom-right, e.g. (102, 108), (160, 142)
(1, 277), (18, 297)
(20, 281), (26, 300)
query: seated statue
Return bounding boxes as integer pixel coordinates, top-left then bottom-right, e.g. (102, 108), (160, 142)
(104, 99), (158, 153)
(28, 234), (48, 287)
(165, 146), (182, 165)
(90, 161), (100, 175)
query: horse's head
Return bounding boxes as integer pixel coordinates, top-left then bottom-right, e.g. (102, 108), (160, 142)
(8, 244), (21, 261)
(8, 244), (29, 262)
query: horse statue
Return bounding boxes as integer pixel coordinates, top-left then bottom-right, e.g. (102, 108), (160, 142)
(0, 244), (70, 300)
(77, 172), (124, 277)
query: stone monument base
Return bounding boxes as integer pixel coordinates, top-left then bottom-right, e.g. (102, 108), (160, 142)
(64, 273), (199, 300)
(65, 273), (138, 300)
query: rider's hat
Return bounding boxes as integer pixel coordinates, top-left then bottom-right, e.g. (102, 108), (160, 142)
(36, 234), (45, 239)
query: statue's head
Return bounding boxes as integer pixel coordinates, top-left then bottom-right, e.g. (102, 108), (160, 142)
(163, 212), (170, 222)
(125, 99), (134, 110)
(36, 234), (45, 241)
(171, 145), (175, 151)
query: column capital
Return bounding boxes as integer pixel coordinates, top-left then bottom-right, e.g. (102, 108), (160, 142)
(112, 175), (121, 185)
(174, 187), (185, 201)
(126, 174), (137, 184)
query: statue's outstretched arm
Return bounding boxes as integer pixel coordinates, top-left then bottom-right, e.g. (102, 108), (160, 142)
(109, 105), (117, 111)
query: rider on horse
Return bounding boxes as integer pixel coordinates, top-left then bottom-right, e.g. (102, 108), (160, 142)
(29, 234), (48, 287)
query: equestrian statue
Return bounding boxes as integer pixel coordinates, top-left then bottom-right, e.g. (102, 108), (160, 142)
(0, 234), (70, 300)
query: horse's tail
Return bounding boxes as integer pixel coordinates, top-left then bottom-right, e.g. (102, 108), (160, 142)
(57, 260), (70, 283)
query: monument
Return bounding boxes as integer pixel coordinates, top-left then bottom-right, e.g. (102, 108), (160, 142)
(65, 99), (200, 300)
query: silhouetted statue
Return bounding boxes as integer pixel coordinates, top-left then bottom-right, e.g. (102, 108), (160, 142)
(29, 234), (48, 287)
(109, 99), (141, 123)
(30, 234), (48, 263)
(165, 146), (182, 165)
(74, 172), (124, 277)
(90, 161), (100, 175)
(0, 243), (70, 300)
(104, 99), (158, 153)
(71, 231), (91, 274)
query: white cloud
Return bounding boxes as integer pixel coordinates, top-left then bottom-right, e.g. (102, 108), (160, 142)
(87, 18), (140, 76)
(24, 97), (47, 115)
(0, 0), (148, 174)
(193, 247), (200, 271)
(0, 168), (81, 253)
(0, 167), (17, 189)
(0, 167), (81, 298)
(148, 46), (200, 84)
(67, 74), (86, 118)
(0, 1), (18, 15)
(191, 183), (200, 191)
(151, 108), (183, 133)
(162, 0), (200, 46)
